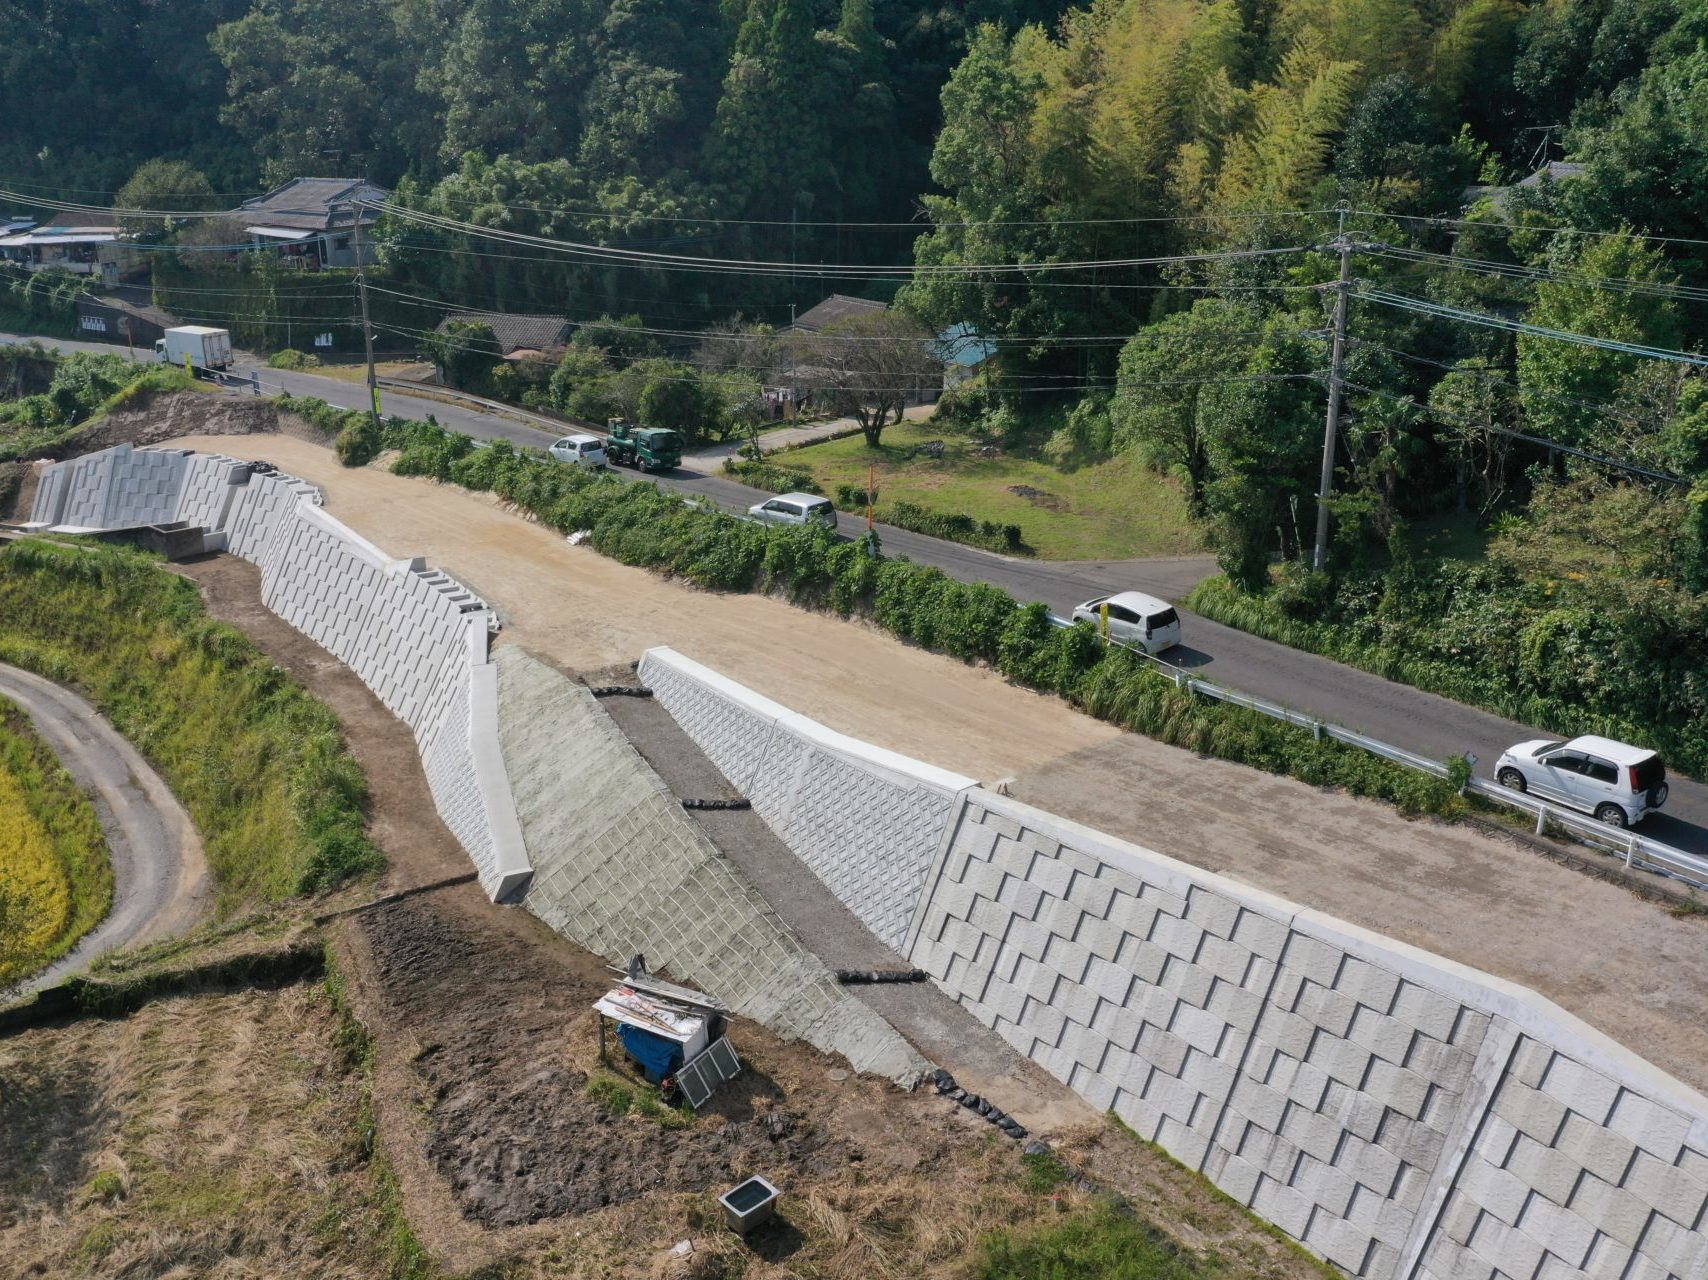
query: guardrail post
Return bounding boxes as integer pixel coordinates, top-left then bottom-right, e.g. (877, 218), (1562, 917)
(1312, 720), (1322, 741)
(1174, 668), (1186, 691)
(1625, 835), (1636, 869)
(1535, 809), (1547, 837)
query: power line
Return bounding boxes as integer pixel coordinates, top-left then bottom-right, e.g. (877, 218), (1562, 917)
(1336, 377), (1688, 485)
(1357, 341), (1664, 427)
(1359, 288), (1708, 368)
(368, 201), (1312, 278)
(1348, 207), (1708, 252)
(1368, 245), (1708, 305)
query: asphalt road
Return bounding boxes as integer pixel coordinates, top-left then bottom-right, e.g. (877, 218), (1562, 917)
(10, 331), (1708, 856)
(1, 663), (208, 998)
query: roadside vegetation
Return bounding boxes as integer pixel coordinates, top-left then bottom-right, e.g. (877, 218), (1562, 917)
(322, 404), (1467, 822)
(0, 695), (110, 986)
(0, 347), (200, 464)
(0, 539), (379, 909)
(1192, 467), (1708, 777)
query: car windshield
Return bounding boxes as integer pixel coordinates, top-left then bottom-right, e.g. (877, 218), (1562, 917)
(1633, 755), (1666, 789)
(1147, 608), (1178, 629)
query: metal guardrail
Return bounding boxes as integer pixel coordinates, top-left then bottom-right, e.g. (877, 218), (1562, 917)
(1048, 613), (1708, 893)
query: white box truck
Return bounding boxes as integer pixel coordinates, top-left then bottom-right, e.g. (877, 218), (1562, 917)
(155, 326), (233, 372)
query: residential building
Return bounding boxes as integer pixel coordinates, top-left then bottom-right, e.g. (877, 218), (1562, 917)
(231, 177), (390, 270)
(0, 218), (142, 284)
(788, 293), (886, 333)
(438, 312), (572, 360)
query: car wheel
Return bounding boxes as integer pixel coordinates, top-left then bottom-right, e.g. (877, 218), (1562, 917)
(1650, 782), (1669, 807)
(1595, 803), (1629, 829)
(1497, 767), (1527, 793)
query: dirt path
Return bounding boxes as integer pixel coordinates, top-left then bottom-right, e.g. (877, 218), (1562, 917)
(161, 434), (1708, 1098)
(1, 663), (209, 998)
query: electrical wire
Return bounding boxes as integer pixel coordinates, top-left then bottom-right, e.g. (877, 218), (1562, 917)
(367, 201), (1312, 278)
(1359, 289), (1708, 368)
(1369, 244), (1708, 305)
(1334, 377), (1687, 485)
(1348, 207), (1708, 251)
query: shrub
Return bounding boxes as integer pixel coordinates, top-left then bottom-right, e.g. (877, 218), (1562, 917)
(722, 459), (823, 495)
(334, 416), (385, 467)
(882, 499), (1025, 555)
(267, 349), (320, 370)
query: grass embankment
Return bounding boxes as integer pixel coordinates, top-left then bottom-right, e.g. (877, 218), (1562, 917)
(0, 696), (110, 985)
(0, 539), (379, 911)
(779, 420), (1204, 561)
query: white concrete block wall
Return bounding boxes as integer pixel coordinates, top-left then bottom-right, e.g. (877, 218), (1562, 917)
(640, 648), (976, 952)
(1415, 1036), (1708, 1279)
(28, 445), (531, 902)
(645, 652), (1708, 1278)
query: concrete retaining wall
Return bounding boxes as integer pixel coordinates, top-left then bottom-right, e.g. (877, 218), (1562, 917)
(639, 649), (977, 953)
(643, 647), (1708, 1279)
(496, 647), (927, 1085)
(28, 444), (531, 899)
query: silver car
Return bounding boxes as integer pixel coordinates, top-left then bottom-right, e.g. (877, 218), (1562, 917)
(1071, 591), (1182, 654)
(549, 434), (607, 469)
(1495, 734), (1668, 828)
(747, 492), (837, 529)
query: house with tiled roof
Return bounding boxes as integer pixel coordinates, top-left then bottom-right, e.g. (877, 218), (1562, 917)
(436, 313), (572, 359)
(232, 177), (390, 270)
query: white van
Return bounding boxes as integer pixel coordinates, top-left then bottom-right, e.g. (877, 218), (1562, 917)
(549, 434), (607, 469)
(1072, 591), (1182, 654)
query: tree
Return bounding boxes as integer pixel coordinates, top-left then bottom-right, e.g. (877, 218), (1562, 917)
(114, 160), (219, 242)
(421, 320), (502, 390)
(638, 361), (727, 440)
(571, 314), (663, 364)
(795, 312), (939, 446)
(1516, 236), (1683, 448)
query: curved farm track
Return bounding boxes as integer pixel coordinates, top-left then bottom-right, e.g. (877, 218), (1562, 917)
(1, 663), (209, 997)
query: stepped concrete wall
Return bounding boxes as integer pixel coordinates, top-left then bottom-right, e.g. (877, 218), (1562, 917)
(29, 444), (530, 899)
(641, 646), (1708, 1279)
(496, 646), (927, 1085)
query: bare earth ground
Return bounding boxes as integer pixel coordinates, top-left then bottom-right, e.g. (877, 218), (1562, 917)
(140, 553), (1325, 1279)
(164, 432), (1708, 1099)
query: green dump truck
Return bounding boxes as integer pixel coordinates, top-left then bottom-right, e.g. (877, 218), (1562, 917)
(605, 419), (683, 472)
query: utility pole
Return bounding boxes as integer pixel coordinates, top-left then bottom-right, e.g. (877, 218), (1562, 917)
(1313, 207), (1353, 572)
(355, 209), (379, 427)
(352, 160), (379, 428)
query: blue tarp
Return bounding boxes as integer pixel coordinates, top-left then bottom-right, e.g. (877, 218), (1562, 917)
(618, 1024), (683, 1082)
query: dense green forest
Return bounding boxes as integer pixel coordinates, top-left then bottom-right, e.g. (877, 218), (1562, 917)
(4, 0), (1708, 767)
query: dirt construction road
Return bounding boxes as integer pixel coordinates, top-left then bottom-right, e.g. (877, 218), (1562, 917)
(1, 663), (208, 997)
(167, 434), (1708, 1095)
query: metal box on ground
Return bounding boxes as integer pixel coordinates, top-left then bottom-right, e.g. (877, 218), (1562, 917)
(719, 1175), (780, 1236)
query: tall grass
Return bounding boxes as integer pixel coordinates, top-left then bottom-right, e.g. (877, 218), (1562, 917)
(978, 1204), (1216, 1279)
(0, 694), (110, 983)
(0, 539), (380, 910)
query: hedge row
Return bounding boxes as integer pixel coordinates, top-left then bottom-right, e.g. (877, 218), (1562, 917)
(321, 407), (1466, 819)
(721, 458), (824, 495)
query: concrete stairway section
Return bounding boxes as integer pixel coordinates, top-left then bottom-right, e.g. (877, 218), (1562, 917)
(492, 645), (928, 1086)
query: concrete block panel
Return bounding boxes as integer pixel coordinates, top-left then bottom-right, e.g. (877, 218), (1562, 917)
(640, 647), (974, 951)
